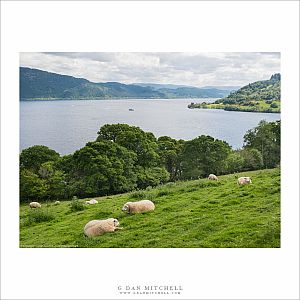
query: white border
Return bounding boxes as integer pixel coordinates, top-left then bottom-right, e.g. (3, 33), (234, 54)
(1, 1), (299, 299)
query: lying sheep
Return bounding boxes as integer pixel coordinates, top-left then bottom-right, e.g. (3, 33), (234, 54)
(84, 218), (122, 237)
(54, 201), (60, 205)
(85, 199), (98, 205)
(237, 177), (252, 185)
(29, 202), (41, 208)
(122, 200), (155, 214)
(208, 174), (218, 181)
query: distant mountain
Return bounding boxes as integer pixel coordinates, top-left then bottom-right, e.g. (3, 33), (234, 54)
(20, 68), (164, 100)
(189, 74), (281, 113)
(156, 86), (230, 98)
(134, 83), (196, 90)
(201, 85), (241, 91)
(20, 67), (234, 100)
(20, 67), (89, 99)
(135, 83), (240, 91)
(135, 83), (239, 97)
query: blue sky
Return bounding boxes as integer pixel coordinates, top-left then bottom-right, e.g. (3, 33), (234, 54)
(20, 52), (280, 87)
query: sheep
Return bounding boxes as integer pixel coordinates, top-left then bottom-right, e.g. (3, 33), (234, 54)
(208, 174), (219, 181)
(237, 177), (252, 185)
(122, 200), (155, 214)
(29, 202), (41, 208)
(84, 218), (122, 237)
(85, 199), (98, 205)
(54, 201), (60, 205)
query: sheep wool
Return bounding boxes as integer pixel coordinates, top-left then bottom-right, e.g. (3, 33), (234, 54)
(85, 199), (98, 205)
(208, 174), (218, 181)
(84, 218), (120, 237)
(237, 177), (252, 185)
(29, 202), (41, 208)
(122, 200), (155, 214)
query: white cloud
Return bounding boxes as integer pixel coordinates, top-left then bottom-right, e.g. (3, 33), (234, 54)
(20, 52), (280, 87)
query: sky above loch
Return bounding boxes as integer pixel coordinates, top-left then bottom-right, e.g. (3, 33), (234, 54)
(20, 52), (280, 87)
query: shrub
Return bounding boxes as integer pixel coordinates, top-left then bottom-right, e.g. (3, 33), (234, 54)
(69, 199), (85, 212)
(129, 190), (147, 199)
(270, 102), (278, 108)
(157, 190), (171, 197)
(26, 209), (55, 224)
(165, 182), (176, 188)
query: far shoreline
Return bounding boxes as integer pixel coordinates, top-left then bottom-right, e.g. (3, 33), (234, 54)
(188, 106), (281, 114)
(20, 97), (219, 101)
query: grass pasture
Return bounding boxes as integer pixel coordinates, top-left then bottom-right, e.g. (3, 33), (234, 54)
(19, 168), (280, 248)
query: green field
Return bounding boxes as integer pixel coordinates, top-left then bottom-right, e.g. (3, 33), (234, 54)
(20, 168), (280, 248)
(188, 100), (280, 113)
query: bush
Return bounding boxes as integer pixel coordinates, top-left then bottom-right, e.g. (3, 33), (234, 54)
(129, 190), (147, 199)
(69, 199), (85, 212)
(270, 102), (278, 108)
(157, 189), (171, 197)
(26, 209), (55, 225)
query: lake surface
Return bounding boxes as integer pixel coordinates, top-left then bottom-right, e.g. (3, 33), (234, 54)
(20, 99), (281, 155)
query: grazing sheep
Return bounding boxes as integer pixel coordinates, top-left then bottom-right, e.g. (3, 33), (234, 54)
(237, 177), (252, 185)
(208, 174), (219, 181)
(122, 200), (155, 214)
(85, 199), (98, 205)
(84, 218), (121, 237)
(54, 201), (60, 205)
(29, 202), (41, 208)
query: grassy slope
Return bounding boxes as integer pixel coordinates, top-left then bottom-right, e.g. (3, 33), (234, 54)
(20, 168), (280, 248)
(189, 101), (280, 113)
(188, 76), (281, 113)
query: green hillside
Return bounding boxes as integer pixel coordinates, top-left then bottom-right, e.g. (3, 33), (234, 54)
(20, 168), (280, 248)
(20, 67), (233, 100)
(188, 74), (281, 113)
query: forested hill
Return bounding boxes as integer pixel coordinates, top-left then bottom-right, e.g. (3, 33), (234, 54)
(188, 74), (281, 113)
(20, 67), (235, 100)
(217, 73), (281, 104)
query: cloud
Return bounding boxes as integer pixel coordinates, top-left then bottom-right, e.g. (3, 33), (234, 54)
(20, 52), (280, 87)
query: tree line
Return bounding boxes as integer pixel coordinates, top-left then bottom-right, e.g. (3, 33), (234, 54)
(20, 120), (280, 202)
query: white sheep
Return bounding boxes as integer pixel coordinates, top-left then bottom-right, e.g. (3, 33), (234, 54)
(122, 200), (155, 214)
(54, 201), (60, 205)
(208, 174), (219, 181)
(29, 202), (41, 208)
(84, 218), (121, 237)
(85, 199), (98, 205)
(237, 177), (252, 185)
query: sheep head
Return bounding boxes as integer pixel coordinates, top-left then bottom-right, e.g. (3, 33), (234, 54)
(122, 203), (130, 213)
(113, 219), (120, 228)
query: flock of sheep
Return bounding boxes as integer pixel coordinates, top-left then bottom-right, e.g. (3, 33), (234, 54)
(28, 174), (252, 238)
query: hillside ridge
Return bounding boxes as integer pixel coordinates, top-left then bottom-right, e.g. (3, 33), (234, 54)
(20, 67), (236, 100)
(188, 74), (281, 113)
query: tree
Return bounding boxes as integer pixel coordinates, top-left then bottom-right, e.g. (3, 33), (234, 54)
(20, 169), (48, 202)
(157, 136), (184, 181)
(69, 141), (137, 197)
(47, 170), (67, 199)
(136, 166), (170, 189)
(225, 151), (245, 173)
(181, 135), (231, 179)
(20, 145), (60, 172)
(96, 124), (160, 168)
(243, 120), (280, 168)
(239, 148), (263, 171)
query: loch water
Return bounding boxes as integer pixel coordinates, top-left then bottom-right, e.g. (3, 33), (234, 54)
(20, 99), (281, 155)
